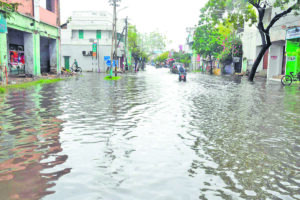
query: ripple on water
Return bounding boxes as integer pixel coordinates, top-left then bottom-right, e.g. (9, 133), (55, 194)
(0, 70), (299, 200)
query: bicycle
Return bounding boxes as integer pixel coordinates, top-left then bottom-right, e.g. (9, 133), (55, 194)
(70, 63), (82, 73)
(281, 71), (300, 86)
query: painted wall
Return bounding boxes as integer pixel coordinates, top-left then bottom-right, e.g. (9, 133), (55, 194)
(24, 32), (34, 74)
(0, 33), (8, 67)
(61, 44), (111, 72)
(267, 43), (284, 79)
(39, 7), (57, 27)
(7, 0), (34, 17)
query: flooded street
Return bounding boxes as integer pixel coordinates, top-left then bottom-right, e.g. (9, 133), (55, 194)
(0, 67), (299, 200)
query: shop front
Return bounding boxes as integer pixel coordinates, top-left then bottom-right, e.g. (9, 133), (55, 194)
(285, 27), (300, 76)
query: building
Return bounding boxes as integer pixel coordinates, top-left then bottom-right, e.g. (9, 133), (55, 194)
(241, 6), (300, 79)
(0, 0), (61, 76)
(61, 11), (127, 72)
(184, 27), (199, 71)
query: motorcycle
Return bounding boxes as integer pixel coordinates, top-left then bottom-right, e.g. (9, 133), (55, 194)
(179, 72), (186, 82)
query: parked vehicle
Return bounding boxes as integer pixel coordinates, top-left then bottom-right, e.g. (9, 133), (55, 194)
(71, 64), (82, 73)
(281, 72), (300, 86)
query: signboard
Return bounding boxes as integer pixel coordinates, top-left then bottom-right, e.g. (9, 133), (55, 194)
(92, 42), (97, 57)
(106, 60), (111, 67)
(0, 13), (7, 33)
(271, 56), (278, 60)
(287, 56), (296, 62)
(104, 56), (110, 61)
(286, 27), (300, 40)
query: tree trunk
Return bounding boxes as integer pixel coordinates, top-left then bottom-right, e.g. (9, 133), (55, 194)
(248, 44), (270, 81)
(209, 55), (213, 75)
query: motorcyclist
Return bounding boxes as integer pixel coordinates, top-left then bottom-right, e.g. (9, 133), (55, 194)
(179, 65), (186, 75)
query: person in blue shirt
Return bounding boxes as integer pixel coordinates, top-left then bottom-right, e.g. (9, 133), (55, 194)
(179, 65), (186, 74)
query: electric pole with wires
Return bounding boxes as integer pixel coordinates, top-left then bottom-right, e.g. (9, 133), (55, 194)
(109, 0), (121, 77)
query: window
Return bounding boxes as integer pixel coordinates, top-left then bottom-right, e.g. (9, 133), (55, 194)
(40, 0), (55, 12)
(96, 30), (101, 39)
(79, 30), (84, 39)
(46, 0), (55, 12)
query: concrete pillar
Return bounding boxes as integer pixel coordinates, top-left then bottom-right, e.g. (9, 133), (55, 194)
(56, 39), (60, 74)
(33, 33), (41, 76)
(0, 33), (7, 83)
(267, 44), (283, 79)
(0, 33), (8, 67)
(24, 32), (34, 75)
(49, 39), (57, 73)
(34, 0), (40, 21)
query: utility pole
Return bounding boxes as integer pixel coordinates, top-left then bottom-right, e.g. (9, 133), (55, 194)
(114, 1), (118, 77)
(124, 17), (128, 70)
(109, 0), (120, 77)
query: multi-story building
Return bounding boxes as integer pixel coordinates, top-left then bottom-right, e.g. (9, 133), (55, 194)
(61, 11), (127, 72)
(241, 6), (300, 79)
(0, 0), (61, 76)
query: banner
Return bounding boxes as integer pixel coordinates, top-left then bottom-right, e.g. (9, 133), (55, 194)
(0, 13), (7, 33)
(92, 42), (97, 57)
(286, 27), (300, 40)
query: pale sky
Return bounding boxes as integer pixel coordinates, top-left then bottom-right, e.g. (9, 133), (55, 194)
(61, 0), (208, 50)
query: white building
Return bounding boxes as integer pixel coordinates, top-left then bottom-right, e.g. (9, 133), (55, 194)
(61, 11), (126, 72)
(241, 5), (300, 79)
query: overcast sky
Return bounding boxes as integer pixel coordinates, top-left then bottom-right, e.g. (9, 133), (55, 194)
(61, 0), (208, 50)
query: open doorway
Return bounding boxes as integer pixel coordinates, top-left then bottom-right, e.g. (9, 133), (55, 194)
(40, 37), (57, 74)
(7, 28), (26, 75)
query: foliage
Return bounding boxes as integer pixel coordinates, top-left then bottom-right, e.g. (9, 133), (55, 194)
(154, 52), (169, 63)
(0, 78), (64, 93)
(0, 1), (19, 18)
(128, 24), (150, 63)
(198, 0), (300, 80)
(193, 23), (223, 60)
(141, 31), (167, 54)
(172, 52), (191, 66)
(104, 76), (121, 81)
(0, 87), (5, 94)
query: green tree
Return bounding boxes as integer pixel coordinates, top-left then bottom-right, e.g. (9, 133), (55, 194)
(193, 23), (223, 74)
(0, 1), (19, 18)
(199, 0), (300, 81)
(128, 24), (149, 68)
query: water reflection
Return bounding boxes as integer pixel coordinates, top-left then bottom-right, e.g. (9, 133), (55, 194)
(0, 69), (299, 200)
(0, 84), (70, 200)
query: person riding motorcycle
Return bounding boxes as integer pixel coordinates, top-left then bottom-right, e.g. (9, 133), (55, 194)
(179, 65), (186, 75)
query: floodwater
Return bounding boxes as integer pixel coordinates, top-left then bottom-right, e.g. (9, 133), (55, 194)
(0, 67), (299, 200)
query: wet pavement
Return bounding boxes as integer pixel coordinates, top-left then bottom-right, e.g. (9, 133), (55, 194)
(0, 66), (299, 200)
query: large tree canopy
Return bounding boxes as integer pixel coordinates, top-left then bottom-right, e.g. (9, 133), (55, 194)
(199, 0), (300, 81)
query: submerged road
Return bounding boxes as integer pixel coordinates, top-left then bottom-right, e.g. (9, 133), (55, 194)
(0, 66), (299, 200)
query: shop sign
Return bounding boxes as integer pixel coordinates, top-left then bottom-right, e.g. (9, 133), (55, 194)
(233, 57), (240, 63)
(287, 56), (296, 62)
(92, 42), (97, 57)
(271, 56), (278, 60)
(104, 56), (110, 61)
(286, 27), (300, 40)
(0, 13), (7, 33)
